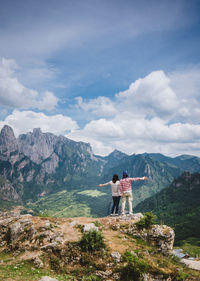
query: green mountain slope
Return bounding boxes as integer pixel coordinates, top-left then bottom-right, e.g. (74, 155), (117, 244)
(133, 172), (200, 242)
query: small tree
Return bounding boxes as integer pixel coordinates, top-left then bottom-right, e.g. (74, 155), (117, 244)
(120, 251), (149, 281)
(136, 212), (157, 230)
(79, 230), (106, 252)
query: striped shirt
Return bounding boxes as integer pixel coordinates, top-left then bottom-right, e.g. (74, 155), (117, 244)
(120, 177), (145, 195)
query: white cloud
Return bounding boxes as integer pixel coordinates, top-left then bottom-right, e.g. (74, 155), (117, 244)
(169, 66), (200, 98)
(0, 57), (18, 77)
(75, 96), (117, 117)
(70, 70), (200, 156)
(1, 67), (200, 158)
(0, 58), (58, 110)
(17, 59), (59, 87)
(169, 66), (200, 123)
(80, 118), (123, 139)
(116, 70), (179, 119)
(68, 115), (200, 156)
(0, 110), (78, 137)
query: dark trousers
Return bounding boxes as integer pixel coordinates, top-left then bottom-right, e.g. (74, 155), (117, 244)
(111, 196), (121, 214)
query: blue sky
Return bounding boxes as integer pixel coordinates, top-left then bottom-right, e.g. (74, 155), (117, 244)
(0, 0), (200, 156)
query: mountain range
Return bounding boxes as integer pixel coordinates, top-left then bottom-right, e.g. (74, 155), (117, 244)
(1, 125), (200, 218)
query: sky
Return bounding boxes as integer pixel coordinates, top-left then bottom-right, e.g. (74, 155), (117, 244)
(0, 0), (200, 157)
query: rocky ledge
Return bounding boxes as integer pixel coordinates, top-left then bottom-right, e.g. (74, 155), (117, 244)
(0, 211), (198, 281)
(0, 211), (174, 255)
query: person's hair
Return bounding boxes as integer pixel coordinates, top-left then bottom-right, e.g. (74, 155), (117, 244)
(112, 174), (119, 183)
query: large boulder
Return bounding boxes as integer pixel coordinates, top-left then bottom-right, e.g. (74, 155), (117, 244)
(147, 225), (175, 254)
(104, 215), (175, 255)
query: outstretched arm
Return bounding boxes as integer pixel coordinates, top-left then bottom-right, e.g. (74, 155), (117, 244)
(98, 181), (111, 187)
(130, 176), (148, 182)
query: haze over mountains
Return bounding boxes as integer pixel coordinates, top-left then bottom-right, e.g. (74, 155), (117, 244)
(0, 125), (200, 218)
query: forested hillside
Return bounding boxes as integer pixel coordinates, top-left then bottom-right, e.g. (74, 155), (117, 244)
(134, 172), (200, 243)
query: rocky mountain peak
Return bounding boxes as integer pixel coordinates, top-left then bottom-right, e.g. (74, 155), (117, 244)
(17, 128), (57, 165)
(107, 149), (127, 161)
(33, 128), (42, 137)
(0, 125), (16, 144)
(0, 125), (17, 159)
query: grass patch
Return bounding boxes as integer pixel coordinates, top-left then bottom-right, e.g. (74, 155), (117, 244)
(0, 260), (66, 281)
(27, 190), (92, 218)
(77, 189), (106, 197)
(0, 252), (80, 281)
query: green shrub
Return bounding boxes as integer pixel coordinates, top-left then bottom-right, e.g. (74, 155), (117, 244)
(123, 250), (135, 263)
(120, 251), (149, 281)
(175, 271), (188, 281)
(79, 230), (106, 252)
(136, 212), (156, 230)
(93, 221), (103, 228)
(49, 256), (60, 271)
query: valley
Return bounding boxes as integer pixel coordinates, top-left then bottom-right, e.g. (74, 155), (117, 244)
(1, 125), (200, 248)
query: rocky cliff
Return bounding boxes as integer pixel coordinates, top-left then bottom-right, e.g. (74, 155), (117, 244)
(0, 125), (100, 174)
(0, 125), (104, 202)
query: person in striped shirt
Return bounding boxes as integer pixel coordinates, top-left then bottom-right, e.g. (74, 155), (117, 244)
(120, 171), (147, 215)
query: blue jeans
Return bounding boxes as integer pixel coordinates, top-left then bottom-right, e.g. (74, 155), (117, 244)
(111, 196), (121, 214)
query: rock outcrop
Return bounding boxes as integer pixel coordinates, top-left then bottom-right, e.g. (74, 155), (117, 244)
(0, 211), (182, 281)
(101, 214), (175, 255)
(0, 212), (174, 256)
(1, 211), (200, 280)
